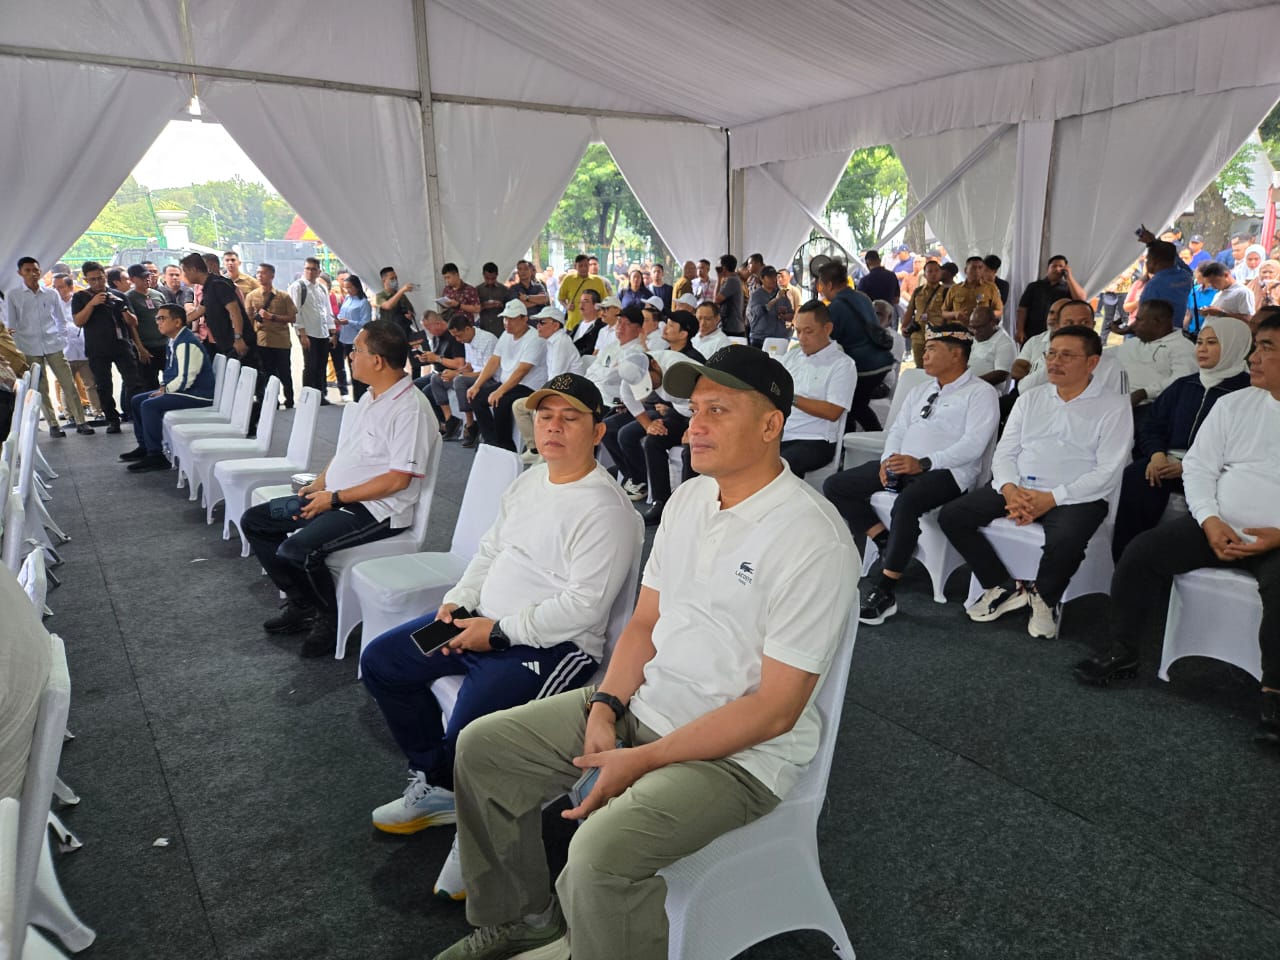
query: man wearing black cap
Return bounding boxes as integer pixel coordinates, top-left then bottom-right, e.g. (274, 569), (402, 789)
(433, 346), (857, 960)
(126, 264), (168, 390)
(824, 324), (1000, 625)
(360, 373), (642, 890)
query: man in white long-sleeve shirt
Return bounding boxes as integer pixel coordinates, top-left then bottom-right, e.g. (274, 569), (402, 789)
(1075, 314), (1280, 745)
(288, 256), (335, 403)
(360, 374), (641, 860)
(826, 324), (999, 625)
(779, 300), (857, 478)
(1114, 297), (1198, 406)
(940, 324), (1132, 639)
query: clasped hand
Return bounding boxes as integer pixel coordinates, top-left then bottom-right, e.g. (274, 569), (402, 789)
(1001, 484), (1055, 525)
(1203, 518), (1280, 561)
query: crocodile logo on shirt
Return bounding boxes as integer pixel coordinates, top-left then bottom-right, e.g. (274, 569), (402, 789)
(735, 561), (755, 586)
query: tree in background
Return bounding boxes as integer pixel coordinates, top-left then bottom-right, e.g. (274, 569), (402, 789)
(825, 145), (909, 252)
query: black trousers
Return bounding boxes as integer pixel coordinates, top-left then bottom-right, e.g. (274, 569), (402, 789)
(242, 501), (402, 617)
(1112, 459), (1177, 561)
(473, 382), (533, 450)
(780, 439), (835, 478)
(937, 486), (1109, 607)
(136, 343), (167, 391)
(824, 462), (963, 573)
(87, 341), (142, 424)
(0, 389), (13, 438)
(259, 346), (294, 407)
(334, 341), (363, 400)
(301, 335), (331, 398)
(641, 411), (691, 503)
(850, 370), (889, 432)
(330, 337), (350, 394)
(1110, 514), (1280, 688)
(601, 410), (638, 481)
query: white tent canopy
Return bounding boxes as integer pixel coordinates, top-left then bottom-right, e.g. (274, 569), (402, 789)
(1, 0), (1278, 300)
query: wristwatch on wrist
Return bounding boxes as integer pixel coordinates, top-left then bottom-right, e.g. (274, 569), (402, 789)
(586, 691), (626, 722)
(330, 490), (342, 510)
(233, 333), (244, 341)
(488, 622), (511, 651)
(919, 457), (933, 472)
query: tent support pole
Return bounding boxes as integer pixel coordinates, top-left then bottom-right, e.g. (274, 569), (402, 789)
(411, 1), (444, 280)
(872, 123), (1013, 249)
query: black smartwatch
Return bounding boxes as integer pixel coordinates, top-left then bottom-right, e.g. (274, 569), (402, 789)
(918, 457), (933, 472)
(330, 490), (342, 510)
(587, 691), (626, 722)
(488, 622), (511, 651)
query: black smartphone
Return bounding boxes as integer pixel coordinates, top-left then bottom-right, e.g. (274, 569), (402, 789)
(268, 494), (304, 519)
(410, 608), (472, 657)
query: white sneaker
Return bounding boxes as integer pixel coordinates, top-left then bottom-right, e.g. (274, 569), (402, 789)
(622, 479), (647, 501)
(966, 584), (1028, 622)
(1027, 589), (1061, 638)
(371, 771), (456, 835)
(434, 832), (466, 901)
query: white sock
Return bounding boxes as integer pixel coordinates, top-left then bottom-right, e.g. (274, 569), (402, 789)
(523, 899), (556, 929)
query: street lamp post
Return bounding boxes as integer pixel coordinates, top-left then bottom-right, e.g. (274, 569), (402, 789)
(193, 203), (221, 250)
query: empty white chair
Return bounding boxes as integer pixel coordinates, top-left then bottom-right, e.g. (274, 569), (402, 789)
(346, 445), (524, 664)
(842, 366), (930, 468)
(800, 409), (848, 492)
(0, 797), (69, 960)
(18, 549), (49, 617)
(161, 356), (238, 455)
(215, 387), (323, 545)
(659, 609), (858, 960)
(760, 337), (791, 357)
(1159, 568), (1263, 681)
(169, 365), (258, 488)
(868, 352), (904, 429)
(182, 376), (281, 504)
(329, 434), (446, 660)
(3, 486), (28, 575)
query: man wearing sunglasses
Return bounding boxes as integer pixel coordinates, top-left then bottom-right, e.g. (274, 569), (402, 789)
(824, 323), (999, 625)
(939, 324), (1132, 639)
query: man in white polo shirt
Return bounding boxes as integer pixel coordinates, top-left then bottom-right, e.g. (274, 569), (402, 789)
(939, 323), (1132, 639)
(779, 299), (856, 477)
(691, 299), (731, 358)
(512, 306), (582, 462)
(467, 299), (547, 451)
(431, 346), (857, 960)
(967, 305), (1017, 388)
(241, 319), (436, 658)
(360, 373), (642, 896)
(825, 324), (1000, 625)
(444, 315), (498, 448)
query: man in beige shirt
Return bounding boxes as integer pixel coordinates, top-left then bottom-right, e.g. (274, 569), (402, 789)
(224, 250), (259, 299)
(942, 256), (1004, 327)
(245, 263), (298, 408)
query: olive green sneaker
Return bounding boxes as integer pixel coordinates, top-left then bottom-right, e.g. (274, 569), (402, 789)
(432, 901), (568, 960)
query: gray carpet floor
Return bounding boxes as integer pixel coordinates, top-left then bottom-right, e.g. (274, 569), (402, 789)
(30, 404), (1280, 959)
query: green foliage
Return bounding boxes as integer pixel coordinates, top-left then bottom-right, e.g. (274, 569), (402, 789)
(1259, 101), (1280, 164)
(543, 144), (673, 270)
(1215, 141), (1260, 216)
(76, 175), (298, 252)
(825, 146), (909, 250)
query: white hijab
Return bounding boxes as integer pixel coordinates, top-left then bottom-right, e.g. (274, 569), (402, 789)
(1198, 317), (1252, 389)
(1234, 244), (1267, 283)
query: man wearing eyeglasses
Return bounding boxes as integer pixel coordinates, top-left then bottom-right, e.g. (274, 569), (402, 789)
(824, 324), (999, 625)
(939, 324), (1132, 639)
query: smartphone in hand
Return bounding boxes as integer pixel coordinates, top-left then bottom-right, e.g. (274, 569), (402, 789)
(410, 608), (473, 656)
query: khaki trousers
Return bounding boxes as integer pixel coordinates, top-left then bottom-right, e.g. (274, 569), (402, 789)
(512, 396), (535, 452)
(23, 351), (85, 426)
(454, 686), (778, 960)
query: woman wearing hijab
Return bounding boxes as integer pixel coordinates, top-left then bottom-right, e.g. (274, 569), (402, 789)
(1234, 243), (1267, 284)
(1112, 316), (1253, 559)
(1246, 258), (1280, 310)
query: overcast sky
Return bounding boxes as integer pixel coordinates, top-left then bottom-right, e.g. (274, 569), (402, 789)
(130, 120), (275, 191)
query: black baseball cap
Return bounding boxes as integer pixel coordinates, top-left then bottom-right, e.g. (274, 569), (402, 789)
(526, 372), (606, 422)
(127, 264), (149, 279)
(663, 345), (793, 419)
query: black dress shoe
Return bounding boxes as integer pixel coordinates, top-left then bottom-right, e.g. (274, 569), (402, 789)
(119, 445), (147, 462)
(1073, 649), (1139, 686)
(460, 424), (480, 449)
(105, 421), (122, 434)
(641, 501), (664, 526)
(48, 425), (66, 438)
(127, 453), (170, 472)
(299, 617), (337, 658)
(76, 423), (95, 435)
(1253, 691), (1280, 745)
(263, 601), (315, 634)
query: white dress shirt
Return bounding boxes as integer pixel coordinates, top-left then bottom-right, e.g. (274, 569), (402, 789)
(646, 329), (665, 352)
(543, 329), (580, 380)
(585, 337), (646, 401)
(463, 328), (498, 377)
(882, 370), (1000, 491)
(993, 377), (1133, 506)
(288, 279), (334, 337)
(691, 327), (730, 359)
(5, 284), (66, 355)
(57, 297), (86, 362)
(1016, 330), (1052, 390)
(1115, 329), (1199, 401)
(780, 341), (857, 443)
(1183, 387), (1280, 535)
(968, 328), (1017, 379)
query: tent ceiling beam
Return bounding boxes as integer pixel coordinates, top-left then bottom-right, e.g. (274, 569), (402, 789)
(429, 93), (713, 126)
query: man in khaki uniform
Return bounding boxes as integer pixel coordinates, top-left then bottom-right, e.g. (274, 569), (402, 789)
(901, 258), (948, 367)
(245, 263), (298, 408)
(942, 256), (1004, 329)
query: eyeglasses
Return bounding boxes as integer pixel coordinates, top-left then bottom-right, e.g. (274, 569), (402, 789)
(1043, 349), (1087, 361)
(349, 347), (378, 357)
(920, 390), (939, 419)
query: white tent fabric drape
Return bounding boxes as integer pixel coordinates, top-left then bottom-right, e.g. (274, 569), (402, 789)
(1007, 120), (1055, 307)
(201, 79), (433, 286)
(598, 119), (727, 265)
(742, 150), (852, 272)
(433, 102), (593, 282)
(894, 126), (1018, 269)
(0, 57), (185, 276)
(1045, 84), (1280, 296)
